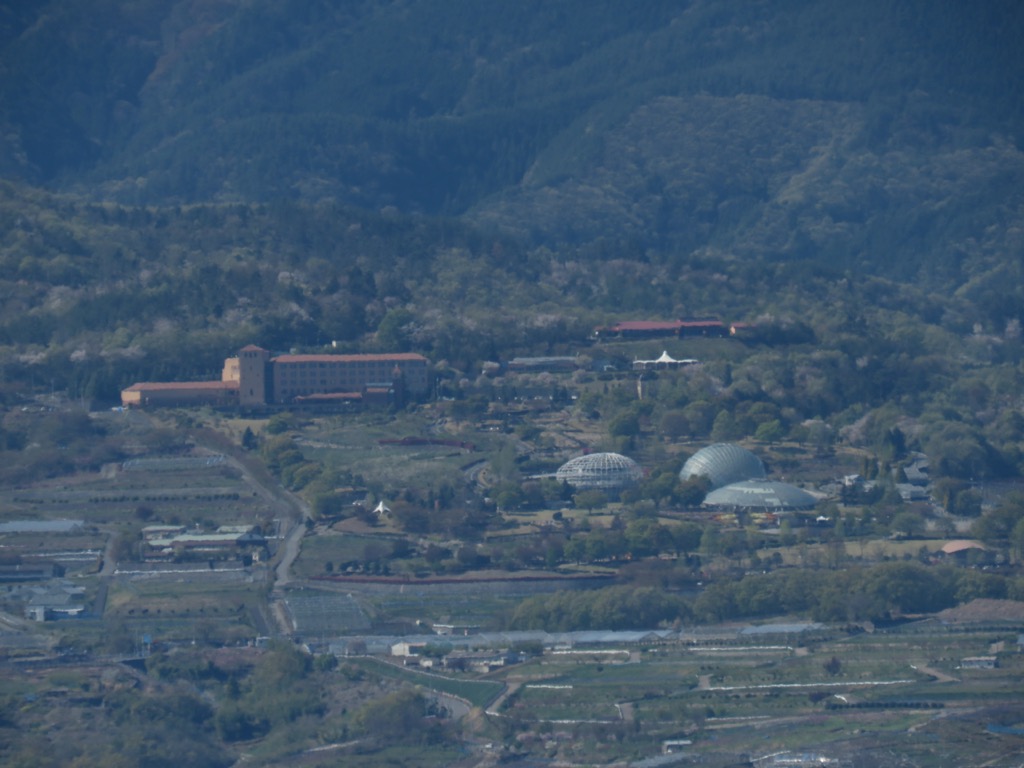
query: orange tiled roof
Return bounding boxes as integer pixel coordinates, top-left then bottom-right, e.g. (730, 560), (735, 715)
(123, 381), (239, 392)
(272, 352), (427, 363)
(607, 320), (683, 331)
(294, 391), (363, 401)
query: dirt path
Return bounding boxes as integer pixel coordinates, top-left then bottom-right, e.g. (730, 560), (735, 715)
(485, 680), (520, 715)
(911, 662), (959, 683)
(274, 513), (308, 587)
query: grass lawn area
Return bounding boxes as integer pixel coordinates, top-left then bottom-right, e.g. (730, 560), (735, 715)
(291, 531), (393, 578)
(350, 656), (504, 708)
(507, 683), (623, 720)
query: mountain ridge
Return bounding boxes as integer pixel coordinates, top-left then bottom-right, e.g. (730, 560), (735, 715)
(5, 3), (1022, 203)
(0, 1), (1022, 335)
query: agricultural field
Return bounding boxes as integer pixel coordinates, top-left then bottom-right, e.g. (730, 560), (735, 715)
(0, 411), (281, 532)
(0, 405), (288, 655)
(2, 393), (1023, 766)
(457, 626), (1024, 765)
(103, 572), (272, 644)
(275, 620), (1024, 767)
(283, 575), (611, 636)
(0, 525), (107, 577)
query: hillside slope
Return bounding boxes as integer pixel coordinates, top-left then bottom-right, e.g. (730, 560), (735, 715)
(1, 1), (1022, 289)
(470, 92), (1024, 288)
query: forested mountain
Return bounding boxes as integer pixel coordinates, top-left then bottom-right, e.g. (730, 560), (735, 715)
(2, 0), (1023, 289)
(1, 0), (1022, 471)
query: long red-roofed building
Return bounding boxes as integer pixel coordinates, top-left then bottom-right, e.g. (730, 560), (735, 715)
(120, 380), (239, 408)
(257, 349), (428, 405)
(122, 346), (429, 408)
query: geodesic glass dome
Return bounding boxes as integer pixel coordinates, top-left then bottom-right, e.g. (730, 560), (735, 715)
(679, 443), (766, 489)
(556, 452), (643, 490)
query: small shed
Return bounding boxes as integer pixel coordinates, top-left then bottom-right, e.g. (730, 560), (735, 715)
(960, 656), (997, 669)
(391, 641), (427, 657)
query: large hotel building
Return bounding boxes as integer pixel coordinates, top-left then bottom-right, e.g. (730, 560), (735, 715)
(121, 345), (430, 409)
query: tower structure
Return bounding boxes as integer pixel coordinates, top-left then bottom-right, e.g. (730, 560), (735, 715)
(237, 345), (271, 406)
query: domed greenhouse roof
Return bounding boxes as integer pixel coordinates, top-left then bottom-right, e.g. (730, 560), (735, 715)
(679, 443), (766, 489)
(703, 480), (817, 511)
(556, 452), (643, 490)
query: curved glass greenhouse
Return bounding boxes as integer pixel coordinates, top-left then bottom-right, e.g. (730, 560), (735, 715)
(703, 480), (817, 511)
(556, 452), (644, 490)
(679, 443), (766, 489)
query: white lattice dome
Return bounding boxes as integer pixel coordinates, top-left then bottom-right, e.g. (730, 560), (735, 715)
(556, 452), (643, 490)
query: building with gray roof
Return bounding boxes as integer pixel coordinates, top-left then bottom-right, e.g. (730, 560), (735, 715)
(703, 480), (817, 511)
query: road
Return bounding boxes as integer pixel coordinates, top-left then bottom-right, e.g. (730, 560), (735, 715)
(90, 516), (123, 617)
(274, 510), (309, 588)
(97, 413), (317, 636)
(186, 426), (313, 632)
